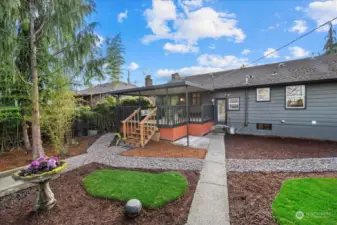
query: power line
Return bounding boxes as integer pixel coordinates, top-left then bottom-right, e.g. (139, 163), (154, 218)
(211, 16), (337, 80)
(249, 16), (337, 66)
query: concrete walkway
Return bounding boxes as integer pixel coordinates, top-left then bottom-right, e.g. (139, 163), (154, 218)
(187, 134), (230, 225)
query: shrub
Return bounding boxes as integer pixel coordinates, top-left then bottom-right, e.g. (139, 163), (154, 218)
(120, 96), (152, 108)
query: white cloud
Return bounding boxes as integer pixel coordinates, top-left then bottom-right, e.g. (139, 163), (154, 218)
(163, 42), (199, 53)
(156, 53), (249, 77)
(156, 66), (223, 77)
(128, 62), (139, 70)
(288, 46), (310, 59)
(295, 6), (303, 11)
(143, 0), (177, 42)
(118, 10), (128, 23)
(174, 7), (245, 43)
(179, 0), (203, 13)
(289, 20), (308, 33)
(307, 0), (337, 32)
(197, 54), (249, 68)
(208, 44), (216, 49)
(241, 49), (251, 55)
(95, 34), (104, 46)
(142, 0), (245, 46)
(264, 48), (279, 58)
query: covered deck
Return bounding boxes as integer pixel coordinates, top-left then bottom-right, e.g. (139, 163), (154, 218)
(110, 81), (215, 143)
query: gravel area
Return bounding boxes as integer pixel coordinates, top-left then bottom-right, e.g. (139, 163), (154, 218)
(227, 157), (337, 172)
(64, 133), (204, 172)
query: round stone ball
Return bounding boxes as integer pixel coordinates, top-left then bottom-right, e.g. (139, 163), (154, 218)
(124, 199), (142, 217)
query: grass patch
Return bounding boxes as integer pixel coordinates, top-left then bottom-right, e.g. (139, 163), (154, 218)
(272, 178), (337, 224)
(82, 169), (188, 208)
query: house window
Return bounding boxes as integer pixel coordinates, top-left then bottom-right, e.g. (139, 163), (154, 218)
(286, 85), (305, 109)
(192, 93), (200, 105)
(256, 123), (272, 130)
(228, 97), (240, 110)
(256, 88), (270, 101)
(171, 96), (179, 105)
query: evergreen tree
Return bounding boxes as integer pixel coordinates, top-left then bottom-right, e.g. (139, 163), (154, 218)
(0, 0), (122, 159)
(324, 23), (337, 55)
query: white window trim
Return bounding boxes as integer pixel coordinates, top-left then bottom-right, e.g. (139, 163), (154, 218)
(285, 85), (306, 109)
(228, 97), (240, 111)
(256, 87), (270, 102)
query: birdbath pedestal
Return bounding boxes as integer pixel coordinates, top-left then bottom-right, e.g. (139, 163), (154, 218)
(12, 161), (67, 211)
(30, 174), (60, 211)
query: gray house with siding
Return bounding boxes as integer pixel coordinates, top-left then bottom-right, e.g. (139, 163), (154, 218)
(185, 55), (337, 141)
(110, 55), (337, 142)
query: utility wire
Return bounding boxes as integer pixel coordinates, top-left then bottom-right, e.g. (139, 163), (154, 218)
(211, 16), (337, 81)
(249, 16), (337, 66)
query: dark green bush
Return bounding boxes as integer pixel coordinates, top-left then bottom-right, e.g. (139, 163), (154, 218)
(120, 96), (152, 108)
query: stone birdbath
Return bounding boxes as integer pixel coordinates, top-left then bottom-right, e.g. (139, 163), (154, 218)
(12, 156), (67, 211)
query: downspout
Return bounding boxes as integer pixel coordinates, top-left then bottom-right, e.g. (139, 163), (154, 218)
(244, 88), (248, 126)
(186, 86), (189, 147)
(236, 88), (249, 134)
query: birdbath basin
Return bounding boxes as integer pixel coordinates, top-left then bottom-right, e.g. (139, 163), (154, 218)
(12, 159), (67, 211)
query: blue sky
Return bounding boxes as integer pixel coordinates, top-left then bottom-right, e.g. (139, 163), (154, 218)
(89, 0), (337, 86)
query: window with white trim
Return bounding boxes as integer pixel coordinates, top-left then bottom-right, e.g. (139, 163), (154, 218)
(256, 88), (270, 101)
(228, 97), (240, 110)
(286, 85), (305, 109)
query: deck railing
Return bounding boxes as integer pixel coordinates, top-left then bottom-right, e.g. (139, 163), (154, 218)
(122, 108), (141, 139)
(140, 108), (157, 147)
(156, 104), (214, 127)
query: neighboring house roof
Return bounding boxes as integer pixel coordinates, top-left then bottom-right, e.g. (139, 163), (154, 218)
(76, 81), (137, 96)
(185, 55), (337, 90)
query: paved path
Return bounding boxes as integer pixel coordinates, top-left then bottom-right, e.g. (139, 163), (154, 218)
(187, 134), (230, 225)
(227, 157), (337, 172)
(173, 136), (210, 149)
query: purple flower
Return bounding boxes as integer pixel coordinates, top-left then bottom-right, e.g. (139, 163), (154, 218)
(51, 157), (59, 162)
(25, 164), (32, 170)
(47, 159), (57, 169)
(38, 156), (46, 162)
(31, 160), (40, 168)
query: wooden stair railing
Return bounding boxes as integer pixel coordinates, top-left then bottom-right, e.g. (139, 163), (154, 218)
(139, 108), (158, 147)
(122, 108), (141, 140)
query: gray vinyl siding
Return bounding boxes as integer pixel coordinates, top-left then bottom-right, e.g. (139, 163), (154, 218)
(214, 82), (337, 141)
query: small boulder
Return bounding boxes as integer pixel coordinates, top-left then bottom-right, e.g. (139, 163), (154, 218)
(124, 199), (142, 217)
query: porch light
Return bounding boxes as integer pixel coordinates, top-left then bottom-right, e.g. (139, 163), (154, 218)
(180, 97), (185, 102)
(211, 98), (215, 104)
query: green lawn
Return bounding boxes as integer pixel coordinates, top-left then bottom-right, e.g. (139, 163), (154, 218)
(82, 169), (188, 208)
(272, 178), (337, 225)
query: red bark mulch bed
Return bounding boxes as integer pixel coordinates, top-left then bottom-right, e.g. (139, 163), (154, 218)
(225, 134), (337, 159)
(0, 163), (199, 225)
(121, 141), (207, 159)
(227, 171), (337, 225)
(0, 136), (98, 172)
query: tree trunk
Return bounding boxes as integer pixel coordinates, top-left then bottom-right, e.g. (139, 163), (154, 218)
(22, 121), (32, 151)
(30, 0), (44, 159)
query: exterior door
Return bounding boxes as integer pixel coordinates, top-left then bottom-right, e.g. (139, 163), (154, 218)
(215, 99), (227, 124)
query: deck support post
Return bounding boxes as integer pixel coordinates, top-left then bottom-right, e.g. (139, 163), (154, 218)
(186, 86), (189, 147)
(116, 94), (120, 132)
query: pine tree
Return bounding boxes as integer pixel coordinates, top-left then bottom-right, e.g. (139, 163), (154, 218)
(324, 23), (337, 55)
(0, 0), (113, 159)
